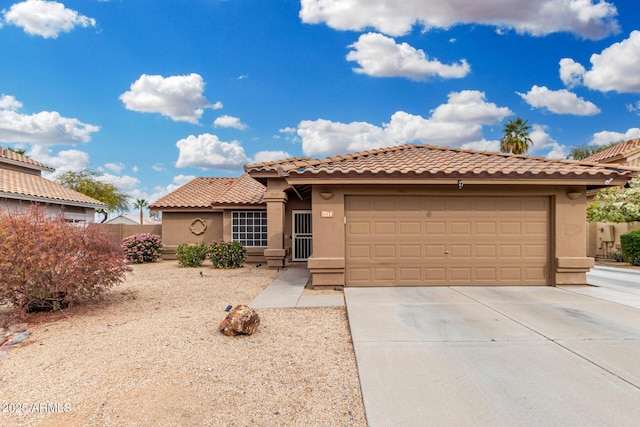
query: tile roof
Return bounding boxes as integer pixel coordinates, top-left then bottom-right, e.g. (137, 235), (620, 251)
(0, 147), (54, 172)
(247, 144), (639, 181)
(244, 157), (312, 173)
(0, 169), (106, 207)
(582, 138), (640, 165)
(150, 173), (265, 209)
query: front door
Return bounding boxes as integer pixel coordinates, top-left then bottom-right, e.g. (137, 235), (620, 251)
(292, 210), (313, 261)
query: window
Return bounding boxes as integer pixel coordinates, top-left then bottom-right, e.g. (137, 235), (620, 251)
(232, 211), (267, 247)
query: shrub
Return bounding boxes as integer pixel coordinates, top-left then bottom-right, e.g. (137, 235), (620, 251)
(0, 206), (128, 314)
(122, 233), (163, 263)
(610, 251), (625, 262)
(207, 241), (247, 269)
(176, 242), (208, 267)
(620, 230), (640, 266)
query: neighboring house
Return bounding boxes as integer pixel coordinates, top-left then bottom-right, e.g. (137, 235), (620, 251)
(151, 144), (638, 287)
(583, 138), (640, 166)
(105, 214), (161, 225)
(0, 147), (106, 222)
(583, 138), (640, 257)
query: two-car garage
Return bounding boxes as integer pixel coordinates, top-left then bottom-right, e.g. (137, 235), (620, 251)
(345, 195), (550, 286)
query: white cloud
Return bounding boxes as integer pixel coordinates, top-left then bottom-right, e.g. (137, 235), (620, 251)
(104, 162), (125, 174)
(175, 133), (249, 170)
(346, 32), (470, 81)
(562, 31), (640, 93)
(212, 101), (223, 110)
(3, 0), (96, 39)
(517, 85), (600, 115)
(588, 128), (640, 146)
(460, 139), (500, 152)
(559, 58), (586, 88)
(627, 101), (640, 115)
(28, 145), (91, 176)
(98, 173), (140, 193)
(119, 74), (212, 123)
(297, 90), (512, 156)
(214, 115), (247, 130)
(251, 150), (291, 164)
(300, 0), (619, 39)
(0, 95), (99, 144)
(529, 124), (565, 158)
(151, 164), (164, 172)
(132, 165), (139, 173)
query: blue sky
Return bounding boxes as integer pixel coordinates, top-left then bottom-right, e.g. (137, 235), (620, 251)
(1, 0), (639, 214)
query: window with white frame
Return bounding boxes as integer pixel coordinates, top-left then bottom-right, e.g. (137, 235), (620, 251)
(232, 211), (268, 247)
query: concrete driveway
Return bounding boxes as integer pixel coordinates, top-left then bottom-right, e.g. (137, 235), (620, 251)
(345, 286), (640, 426)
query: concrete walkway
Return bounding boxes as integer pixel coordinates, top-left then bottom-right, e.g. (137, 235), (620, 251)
(249, 268), (344, 309)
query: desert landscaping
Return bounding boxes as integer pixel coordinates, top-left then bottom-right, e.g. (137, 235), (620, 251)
(0, 262), (366, 426)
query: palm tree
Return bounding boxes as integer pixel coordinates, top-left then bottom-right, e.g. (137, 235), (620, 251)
(500, 117), (533, 155)
(133, 199), (149, 225)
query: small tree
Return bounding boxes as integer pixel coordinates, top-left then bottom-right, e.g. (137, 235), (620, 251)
(0, 206), (128, 314)
(566, 142), (619, 160)
(500, 118), (533, 155)
(133, 198), (149, 224)
(55, 170), (129, 223)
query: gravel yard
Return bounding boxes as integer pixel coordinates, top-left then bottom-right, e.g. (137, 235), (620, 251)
(0, 262), (366, 426)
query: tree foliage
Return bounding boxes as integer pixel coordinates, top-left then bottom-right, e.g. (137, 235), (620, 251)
(55, 170), (129, 222)
(587, 177), (640, 223)
(0, 206), (128, 314)
(500, 117), (533, 155)
(133, 198), (149, 224)
(566, 142), (619, 160)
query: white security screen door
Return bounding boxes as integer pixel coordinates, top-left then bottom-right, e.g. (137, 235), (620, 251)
(292, 210), (312, 261)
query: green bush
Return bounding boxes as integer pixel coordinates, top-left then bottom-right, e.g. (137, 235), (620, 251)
(610, 251), (625, 262)
(207, 241), (247, 269)
(176, 242), (208, 267)
(122, 233), (163, 264)
(620, 230), (640, 266)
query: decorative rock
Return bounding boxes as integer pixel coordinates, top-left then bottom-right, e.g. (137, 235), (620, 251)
(0, 337), (6, 347)
(8, 323), (28, 332)
(9, 332), (28, 345)
(219, 304), (260, 336)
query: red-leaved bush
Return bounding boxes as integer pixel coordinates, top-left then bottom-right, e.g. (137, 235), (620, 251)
(0, 206), (129, 313)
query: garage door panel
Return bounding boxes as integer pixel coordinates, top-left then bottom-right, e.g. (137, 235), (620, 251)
(399, 244), (421, 258)
(345, 196), (549, 286)
(374, 245), (396, 259)
(348, 221), (370, 235)
(399, 221), (421, 235)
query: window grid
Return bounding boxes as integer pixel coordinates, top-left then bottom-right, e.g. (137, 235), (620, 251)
(232, 211), (267, 247)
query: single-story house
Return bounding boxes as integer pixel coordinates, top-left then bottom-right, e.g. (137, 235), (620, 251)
(0, 147), (106, 222)
(150, 144), (639, 287)
(583, 137), (640, 167)
(583, 138), (640, 257)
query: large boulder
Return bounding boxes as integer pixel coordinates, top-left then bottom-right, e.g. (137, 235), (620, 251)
(219, 305), (260, 336)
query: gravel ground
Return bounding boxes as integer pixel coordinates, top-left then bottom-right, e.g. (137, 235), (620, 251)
(0, 262), (366, 426)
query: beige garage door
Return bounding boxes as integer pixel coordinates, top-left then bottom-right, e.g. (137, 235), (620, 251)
(345, 196), (549, 286)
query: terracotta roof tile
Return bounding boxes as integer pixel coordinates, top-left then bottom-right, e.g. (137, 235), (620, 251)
(264, 144), (640, 180)
(150, 174), (265, 209)
(0, 147), (54, 172)
(244, 157), (312, 173)
(582, 138), (640, 165)
(0, 169), (106, 207)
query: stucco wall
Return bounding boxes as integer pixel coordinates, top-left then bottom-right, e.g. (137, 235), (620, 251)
(161, 211), (224, 258)
(0, 198), (96, 222)
(307, 183), (592, 287)
(588, 222), (640, 258)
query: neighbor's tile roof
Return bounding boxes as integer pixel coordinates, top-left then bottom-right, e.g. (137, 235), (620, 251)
(150, 173), (265, 209)
(582, 138), (640, 165)
(0, 147), (54, 172)
(247, 144), (639, 180)
(0, 169), (106, 207)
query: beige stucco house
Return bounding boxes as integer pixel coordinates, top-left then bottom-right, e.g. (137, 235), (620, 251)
(583, 138), (640, 257)
(0, 147), (106, 222)
(151, 144), (638, 287)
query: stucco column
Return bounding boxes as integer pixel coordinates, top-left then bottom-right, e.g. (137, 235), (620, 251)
(264, 179), (288, 268)
(554, 188), (594, 284)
